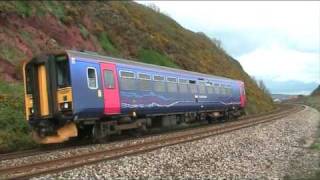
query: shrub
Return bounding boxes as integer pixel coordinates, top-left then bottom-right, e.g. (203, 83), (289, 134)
(79, 24), (90, 39)
(15, 1), (33, 18)
(98, 32), (119, 56)
(0, 81), (36, 152)
(0, 43), (26, 65)
(43, 1), (65, 21)
(137, 49), (179, 68)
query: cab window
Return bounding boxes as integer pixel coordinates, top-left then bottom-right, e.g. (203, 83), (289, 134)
(56, 55), (70, 88)
(25, 65), (34, 94)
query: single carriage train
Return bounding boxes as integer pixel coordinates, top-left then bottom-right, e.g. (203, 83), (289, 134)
(23, 50), (246, 144)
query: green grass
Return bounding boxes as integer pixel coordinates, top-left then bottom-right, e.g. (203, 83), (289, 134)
(0, 81), (36, 152)
(98, 32), (119, 56)
(43, 1), (65, 20)
(310, 142), (320, 150)
(0, 43), (25, 65)
(15, 1), (33, 18)
(137, 49), (179, 68)
(79, 24), (90, 40)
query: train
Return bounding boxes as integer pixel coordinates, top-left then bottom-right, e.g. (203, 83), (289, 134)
(23, 50), (246, 144)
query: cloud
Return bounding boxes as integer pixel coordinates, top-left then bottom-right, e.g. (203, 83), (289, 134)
(137, 1), (320, 87)
(238, 44), (320, 83)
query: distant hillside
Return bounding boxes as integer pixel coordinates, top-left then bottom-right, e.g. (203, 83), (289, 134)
(0, 1), (274, 114)
(311, 85), (320, 96)
(263, 80), (318, 95)
(271, 94), (298, 101)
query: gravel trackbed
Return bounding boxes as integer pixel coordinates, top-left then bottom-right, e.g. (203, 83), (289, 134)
(33, 106), (320, 179)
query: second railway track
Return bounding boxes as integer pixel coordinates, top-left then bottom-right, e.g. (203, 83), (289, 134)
(0, 104), (303, 179)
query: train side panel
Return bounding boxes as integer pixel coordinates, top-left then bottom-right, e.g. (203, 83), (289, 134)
(116, 63), (243, 116)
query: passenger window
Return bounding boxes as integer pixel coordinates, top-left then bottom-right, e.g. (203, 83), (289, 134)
(138, 73), (151, 80)
(139, 80), (151, 91)
(228, 88), (232, 95)
(119, 70), (136, 90)
(154, 75), (166, 92)
(154, 75), (165, 81)
(207, 86), (213, 94)
(120, 78), (136, 90)
(189, 80), (198, 94)
(179, 79), (188, 84)
(167, 77), (178, 93)
(198, 82), (206, 94)
(137, 73), (151, 91)
(214, 84), (220, 94)
(104, 70), (114, 89)
(120, 71), (135, 78)
(87, 68), (98, 89)
(154, 81), (166, 92)
(178, 79), (188, 93)
(220, 86), (226, 95)
(167, 77), (177, 83)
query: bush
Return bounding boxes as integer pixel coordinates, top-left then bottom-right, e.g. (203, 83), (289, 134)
(79, 24), (90, 39)
(137, 49), (179, 68)
(15, 1), (33, 18)
(0, 81), (36, 152)
(98, 32), (119, 56)
(43, 1), (65, 21)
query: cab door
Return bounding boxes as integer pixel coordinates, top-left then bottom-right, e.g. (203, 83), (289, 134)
(100, 62), (120, 115)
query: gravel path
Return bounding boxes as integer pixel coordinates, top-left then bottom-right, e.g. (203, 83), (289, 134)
(29, 106), (320, 179)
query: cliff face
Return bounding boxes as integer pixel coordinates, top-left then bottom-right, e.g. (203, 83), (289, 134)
(0, 1), (274, 113)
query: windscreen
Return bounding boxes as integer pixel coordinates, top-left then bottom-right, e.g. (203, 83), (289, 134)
(25, 64), (34, 94)
(55, 55), (71, 88)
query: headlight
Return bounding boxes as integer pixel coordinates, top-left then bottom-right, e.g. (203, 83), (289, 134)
(29, 108), (34, 114)
(64, 102), (69, 109)
(60, 102), (72, 111)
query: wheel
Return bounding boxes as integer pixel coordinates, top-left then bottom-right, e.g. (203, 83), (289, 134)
(92, 123), (108, 143)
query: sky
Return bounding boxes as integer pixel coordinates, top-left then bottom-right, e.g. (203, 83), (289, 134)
(137, 1), (320, 95)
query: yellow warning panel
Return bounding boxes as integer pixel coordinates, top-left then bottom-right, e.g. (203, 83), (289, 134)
(33, 122), (78, 144)
(38, 65), (49, 116)
(24, 94), (33, 120)
(57, 87), (73, 104)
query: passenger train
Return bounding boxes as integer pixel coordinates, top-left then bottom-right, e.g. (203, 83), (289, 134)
(23, 50), (246, 144)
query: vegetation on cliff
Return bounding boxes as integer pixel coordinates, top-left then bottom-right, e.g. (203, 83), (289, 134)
(310, 85), (320, 96)
(0, 1), (275, 151)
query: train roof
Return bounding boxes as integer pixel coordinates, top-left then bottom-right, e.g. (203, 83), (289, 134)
(65, 50), (240, 83)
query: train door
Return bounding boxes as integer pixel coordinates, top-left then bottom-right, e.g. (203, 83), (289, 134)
(100, 63), (120, 115)
(239, 82), (246, 108)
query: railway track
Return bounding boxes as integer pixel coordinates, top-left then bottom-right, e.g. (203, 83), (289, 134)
(0, 104), (303, 179)
(0, 104), (286, 162)
(0, 140), (95, 161)
(0, 104), (289, 162)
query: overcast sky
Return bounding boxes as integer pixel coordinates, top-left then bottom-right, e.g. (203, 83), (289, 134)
(137, 1), (320, 94)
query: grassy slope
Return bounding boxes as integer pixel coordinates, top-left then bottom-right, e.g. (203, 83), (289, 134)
(0, 1), (274, 151)
(0, 81), (36, 152)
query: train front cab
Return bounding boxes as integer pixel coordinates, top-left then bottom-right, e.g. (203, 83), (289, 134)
(23, 54), (77, 144)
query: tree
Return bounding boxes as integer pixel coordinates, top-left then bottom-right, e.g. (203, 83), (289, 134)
(258, 80), (271, 95)
(147, 3), (160, 13)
